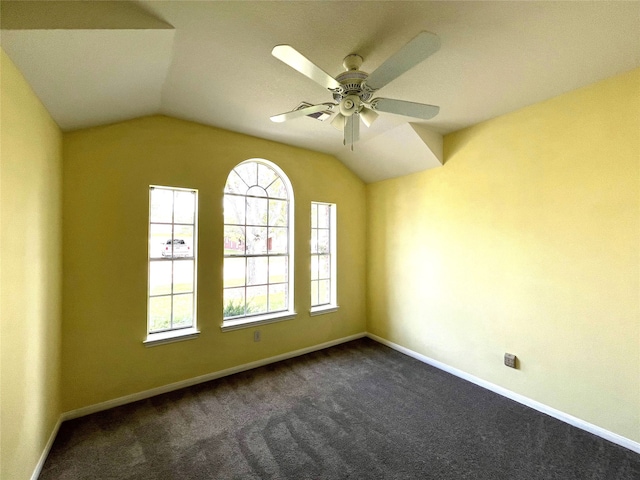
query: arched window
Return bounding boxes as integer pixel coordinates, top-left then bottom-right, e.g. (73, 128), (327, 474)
(222, 159), (295, 329)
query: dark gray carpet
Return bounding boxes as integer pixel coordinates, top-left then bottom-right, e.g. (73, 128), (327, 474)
(40, 338), (639, 479)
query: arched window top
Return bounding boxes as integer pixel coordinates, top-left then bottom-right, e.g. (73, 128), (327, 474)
(225, 159), (290, 200)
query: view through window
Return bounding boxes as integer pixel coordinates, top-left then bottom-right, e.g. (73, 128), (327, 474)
(147, 186), (198, 337)
(311, 202), (337, 311)
(223, 160), (294, 324)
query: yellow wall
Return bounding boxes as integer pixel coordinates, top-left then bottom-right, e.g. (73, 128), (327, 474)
(367, 68), (640, 442)
(0, 50), (63, 479)
(62, 115), (367, 411)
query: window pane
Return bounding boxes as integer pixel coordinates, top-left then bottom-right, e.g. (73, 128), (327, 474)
(235, 162), (257, 187)
(173, 294), (193, 328)
(149, 296), (171, 332)
(172, 225), (194, 258)
(247, 256), (268, 286)
(150, 188), (173, 223)
(268, 284), (286, 312)
(268, 227), (287, 254)
(311, 203), (317, 228)
(149, 261), (172, 296)
(246, 226), (268, 254)
(318, 279), (330, 305)
(224, 257), (245, 288)
(224, 225), (245, 255)
(246, 285), (268, 314)
(150, 223), (173, 259)
(269, 199), (288, 227)
(317, 229), (329, 254)
(317, 204), (330, 228)
(174, 260), (194, 294)
(174, 190), (195, 224)
(269, 256), (287, 284)
(311, 280), (319, 306)
(310, 229), (318, 255)
(258, 163), (278, 189)
(225, 170), (247, 195)
(247, 185), (268, 198)
(246, 196), (268, 226)
(318, 254), (330, 279)
(267, 177), (287, 199)
(311, 255), (319, 281)
(224, 287), (246, 318)
(224, 194), (245, 225)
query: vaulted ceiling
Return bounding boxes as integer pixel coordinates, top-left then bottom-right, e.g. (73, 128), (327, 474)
(2, 1), (639, 182)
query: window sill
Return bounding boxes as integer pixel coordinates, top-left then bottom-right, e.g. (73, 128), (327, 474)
(144, 328), (200, 347)
(221, 311), (297, 332)
(310, 305), (339, 316)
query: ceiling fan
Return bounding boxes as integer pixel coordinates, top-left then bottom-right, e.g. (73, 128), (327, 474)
(270, 32), (441, 148)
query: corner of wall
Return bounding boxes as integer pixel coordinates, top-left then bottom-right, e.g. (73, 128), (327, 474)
(1, 47), (64, 480)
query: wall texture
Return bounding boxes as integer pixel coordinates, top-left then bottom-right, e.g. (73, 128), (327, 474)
(62, 115), (367, 411)
(367, 68), (640, 443)
(0, 50), (63, 479)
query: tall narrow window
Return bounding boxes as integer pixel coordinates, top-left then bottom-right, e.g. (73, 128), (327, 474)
(310, 202), (338, 315)
(223, 159), (295, 330)
(146, 186), (198, 345)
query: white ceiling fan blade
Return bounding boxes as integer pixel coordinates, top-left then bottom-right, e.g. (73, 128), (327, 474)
(363, 32), (440, 91)
(344, 114), (360, 147)
(272, 45), (341, 91)
(270, 104), (333, 123)
(370, 98), (440, 120)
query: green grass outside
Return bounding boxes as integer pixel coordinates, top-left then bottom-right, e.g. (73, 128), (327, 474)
(223, 291), (286, 318)
(149, 294), (193, 332)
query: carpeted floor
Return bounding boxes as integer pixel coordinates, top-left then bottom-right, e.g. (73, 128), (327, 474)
(40, 338), (639, 479)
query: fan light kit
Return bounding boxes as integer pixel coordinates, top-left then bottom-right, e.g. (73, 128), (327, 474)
(270, 31), (441, 149)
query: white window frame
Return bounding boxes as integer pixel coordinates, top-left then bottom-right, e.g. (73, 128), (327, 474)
(222, 159), (296, 331)
(310, 202), (338, 316)
(145, 186), (199, 346)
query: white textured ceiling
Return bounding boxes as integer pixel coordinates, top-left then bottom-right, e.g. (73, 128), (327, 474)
(2, 1), (639, 182)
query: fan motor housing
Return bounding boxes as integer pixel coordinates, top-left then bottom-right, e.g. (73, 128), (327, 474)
(333, 70), (372, 103)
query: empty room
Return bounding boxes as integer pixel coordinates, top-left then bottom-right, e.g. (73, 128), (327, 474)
(1, 1), (639, 479)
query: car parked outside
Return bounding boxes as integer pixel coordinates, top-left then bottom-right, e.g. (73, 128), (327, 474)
(161, 238), (192, 258)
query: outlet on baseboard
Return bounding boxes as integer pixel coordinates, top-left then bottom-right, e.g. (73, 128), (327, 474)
(254, 330), (261, 342)
(504, 353), (517, 369)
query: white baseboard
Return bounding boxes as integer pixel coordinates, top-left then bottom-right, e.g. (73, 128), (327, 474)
(366, 332), (640, 454)
(62, 332), (366, 421)
(30, 416), (62, 480)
